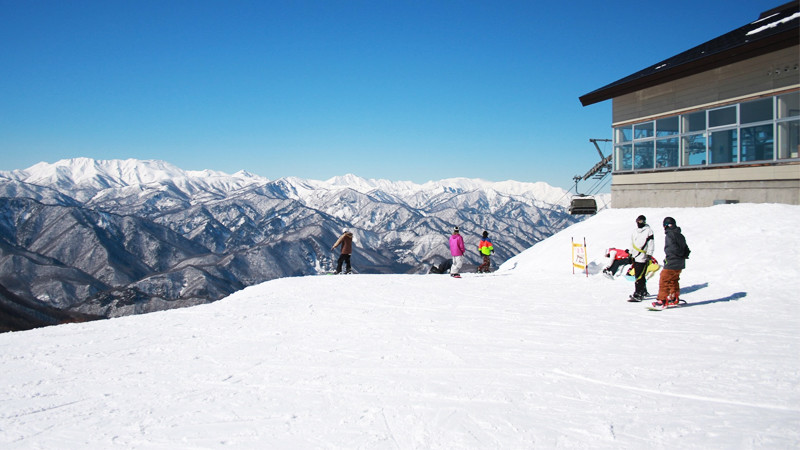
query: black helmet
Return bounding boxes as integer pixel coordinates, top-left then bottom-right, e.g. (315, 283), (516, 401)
(636, 215), (646, 228)
(663, 217), (676, 228)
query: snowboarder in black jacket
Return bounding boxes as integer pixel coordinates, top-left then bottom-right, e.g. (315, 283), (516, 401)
(654, 217), (690, 307)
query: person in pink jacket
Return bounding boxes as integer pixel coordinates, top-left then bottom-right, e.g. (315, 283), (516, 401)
(449, 226), (466, 278)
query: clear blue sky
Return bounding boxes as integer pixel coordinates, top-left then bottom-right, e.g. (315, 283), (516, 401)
(0, 0), (784, 190)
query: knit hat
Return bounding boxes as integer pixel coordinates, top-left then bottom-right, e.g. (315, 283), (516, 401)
(636, 215), (646, 223)
(482, 230), (489, 238)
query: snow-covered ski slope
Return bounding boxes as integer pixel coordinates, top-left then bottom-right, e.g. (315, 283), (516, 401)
(1, 203), (798, 448)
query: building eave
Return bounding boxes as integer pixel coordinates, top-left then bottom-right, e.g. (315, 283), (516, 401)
(579, 2), (800, 107)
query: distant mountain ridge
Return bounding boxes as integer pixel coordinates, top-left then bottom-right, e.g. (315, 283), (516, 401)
(2, 157), (571, 206)
(0, 158), (593, 330)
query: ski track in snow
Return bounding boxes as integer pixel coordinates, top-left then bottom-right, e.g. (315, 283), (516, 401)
(552, 369), (800, 413)
(1, 204), (799, 448)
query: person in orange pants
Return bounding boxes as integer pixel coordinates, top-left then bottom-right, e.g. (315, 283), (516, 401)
(654, 217), (690, 308)
(657, 269), (682, 304)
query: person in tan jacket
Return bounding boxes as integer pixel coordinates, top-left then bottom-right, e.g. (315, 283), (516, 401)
(331, 229), (354, 274)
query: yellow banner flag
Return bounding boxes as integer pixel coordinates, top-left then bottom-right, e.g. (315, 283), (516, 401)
(572, 238), (588, 276)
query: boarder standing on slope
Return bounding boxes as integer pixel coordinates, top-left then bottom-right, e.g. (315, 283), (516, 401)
(331, 228), (354, 274)
(449, 226), (466, 278)
(629, 215), (654, 301)
(653, 217), (690, 308)
(477, 230), (494, 273)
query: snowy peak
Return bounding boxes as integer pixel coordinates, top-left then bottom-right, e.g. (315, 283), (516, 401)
(3, 158), (267, 189)
(11, 158), (184, 187)
(2, 158), (268, 202)
(325, 173), (376, 191)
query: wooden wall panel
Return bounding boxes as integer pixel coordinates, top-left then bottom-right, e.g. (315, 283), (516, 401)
(613, 47), (800, 124)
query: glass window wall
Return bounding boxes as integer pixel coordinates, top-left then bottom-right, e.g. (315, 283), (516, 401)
(612, 91), (799, 172)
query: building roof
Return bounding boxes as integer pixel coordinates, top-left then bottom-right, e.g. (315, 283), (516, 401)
(579, 2), (800, 107)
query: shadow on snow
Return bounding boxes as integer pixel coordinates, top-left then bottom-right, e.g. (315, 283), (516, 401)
(683, 290), (747, 308)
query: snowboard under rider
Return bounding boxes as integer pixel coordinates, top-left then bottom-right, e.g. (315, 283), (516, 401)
(449, 226), (466, 278)
(630, 215), (655, 301)
(331, 229), (354, 274)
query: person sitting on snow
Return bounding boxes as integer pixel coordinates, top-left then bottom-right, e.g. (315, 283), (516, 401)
(603, 248), (631, 278)
(429, 259), (452, 274)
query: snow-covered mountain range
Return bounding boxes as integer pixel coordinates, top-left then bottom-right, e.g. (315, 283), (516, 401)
(0, 158), (602, 328)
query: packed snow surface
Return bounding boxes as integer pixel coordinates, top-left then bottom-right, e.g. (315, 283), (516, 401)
(1, 204), (798, 448)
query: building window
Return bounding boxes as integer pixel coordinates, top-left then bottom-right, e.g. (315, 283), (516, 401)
(709, 106), (737, 128)
(613, 91), (799, 172)
(656, 116), (679, 137)
(709, 129), (738, 164)
(777, 92), (799, 118)
(683, 111), (706, 132)
(741, 98), (773, 124)
(740, 124), (774, 161)
(634, 121), (654, 139)
(777, 92), (799, 160)
(656, 137), (679, 167)
(634, 141), (654, 169)
(682, 134), (707, 165)
(616, 126), (633, 142)
(778, 121), (799, 159)
(615, 144), (632, 170)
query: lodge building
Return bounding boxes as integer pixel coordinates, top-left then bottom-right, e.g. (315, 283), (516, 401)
(580, 2), (800, 207)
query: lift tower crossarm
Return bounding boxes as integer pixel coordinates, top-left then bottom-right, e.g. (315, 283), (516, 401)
(579, 139), (612, 181)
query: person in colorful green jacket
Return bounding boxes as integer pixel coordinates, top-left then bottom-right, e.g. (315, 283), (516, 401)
(477, 230), (494, 273)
